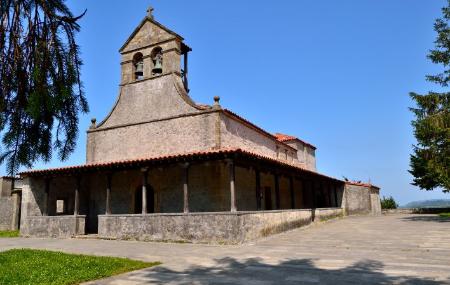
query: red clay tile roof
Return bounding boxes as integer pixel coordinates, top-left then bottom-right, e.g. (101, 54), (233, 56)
(20, 148), (342, 183)
(274, 133), (316, 150)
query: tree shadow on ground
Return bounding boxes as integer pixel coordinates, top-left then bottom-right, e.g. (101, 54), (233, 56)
(137, 257), (447, 285)
(400, 215), (450, 223)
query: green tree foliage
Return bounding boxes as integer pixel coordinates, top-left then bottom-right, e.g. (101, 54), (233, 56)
(409, 1), (450, 192)
(380, 196), (398, 210)
(0, 0), (88, 175)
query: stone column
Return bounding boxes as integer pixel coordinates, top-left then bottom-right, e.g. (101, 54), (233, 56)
(274, 174), (280, 210)
(141, 168), (149, 215)
(334, 185), (339, 207)
(74, 176), (80, 216)
(105, 173), (112, 215)
(11, 190), (21, 230)
(44, 178), (51, 216)
(182, 163), (189, 213)
(228, 160), (236, 212)
(255, 170), (261, 210)
(290, 176), (295, 209)
(311, 180), (316, 209)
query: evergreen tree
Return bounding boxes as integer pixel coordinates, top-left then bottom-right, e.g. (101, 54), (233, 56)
(409, 1), (450, 192)
(0, 0), (88, 175)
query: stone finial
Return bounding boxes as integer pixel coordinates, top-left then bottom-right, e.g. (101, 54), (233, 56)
(213, 96), (221, 108)
(147, 5), (154, 19)
(90, 118), (96, 129)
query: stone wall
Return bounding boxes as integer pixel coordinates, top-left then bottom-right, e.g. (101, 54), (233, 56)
(21, 216), (85, 238)
(98, 208), (343, 244)
(343, 183), (381, 215)
(0, 177), (22, 231)
(0, 197), (14, 231)
(220, 113), (295, 164)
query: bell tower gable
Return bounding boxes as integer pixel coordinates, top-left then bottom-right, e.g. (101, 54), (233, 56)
(119, 7), (190, 85)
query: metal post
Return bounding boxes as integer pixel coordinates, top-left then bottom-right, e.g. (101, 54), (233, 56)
(106, 173), (112, 215)
(182, 163), (189, 213)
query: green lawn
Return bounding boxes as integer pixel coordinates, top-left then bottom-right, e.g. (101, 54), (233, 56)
(0, 230), (19, 237)
(439, 212), (450, 218)
(0, 249), (160, 285)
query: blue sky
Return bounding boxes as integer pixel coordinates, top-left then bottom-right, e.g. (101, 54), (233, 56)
(6, 0), (448, 205)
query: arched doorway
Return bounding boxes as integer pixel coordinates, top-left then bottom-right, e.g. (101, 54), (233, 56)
(134, 185), (154, 214)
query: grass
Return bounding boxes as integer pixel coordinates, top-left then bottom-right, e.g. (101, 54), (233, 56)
(0, 249), (160, 285)
(0, 230), (19, 237)
(439, 212), (450, 219)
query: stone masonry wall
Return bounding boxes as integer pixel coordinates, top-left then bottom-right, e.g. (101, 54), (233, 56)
(220, 113), (292, 162)
(21, 216), (85, 238)
(98, 208), (343, 244)
(343, 183), (381, 215)
(0, 197), (14, 231)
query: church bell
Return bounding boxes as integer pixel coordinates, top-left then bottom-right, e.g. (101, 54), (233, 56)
(152, 61), (162, 74)
(135, 61), (144, 78)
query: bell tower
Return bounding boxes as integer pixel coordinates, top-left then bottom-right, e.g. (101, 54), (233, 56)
(119, 6), (191, 91)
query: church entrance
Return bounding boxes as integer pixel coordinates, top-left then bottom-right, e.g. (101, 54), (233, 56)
(134, 185), (154, 214)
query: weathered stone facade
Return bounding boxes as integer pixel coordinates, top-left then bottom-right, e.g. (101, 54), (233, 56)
(98, 208), (343, 244)
(342, 182), (381, 215)
(18, 8), (380, 243)
(0, 177), (22, 231)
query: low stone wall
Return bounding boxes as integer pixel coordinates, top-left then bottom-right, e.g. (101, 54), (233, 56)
(383, 208), (450, 215)
(21, 215), (85, 238)
(99, 208), (343, 244)
(315, 208), (344, 221)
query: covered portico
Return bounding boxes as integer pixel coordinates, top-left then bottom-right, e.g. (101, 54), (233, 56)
(19, 148), (345, 243)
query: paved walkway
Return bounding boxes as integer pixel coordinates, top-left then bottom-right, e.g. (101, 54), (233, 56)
(1, 214), (450, 284)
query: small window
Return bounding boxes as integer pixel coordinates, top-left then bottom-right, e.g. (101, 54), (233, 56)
(133, 53), (144, 80)
(56, 199), (66, 215)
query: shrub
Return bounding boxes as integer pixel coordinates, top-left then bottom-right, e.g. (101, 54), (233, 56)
(381, 196), (398, 209)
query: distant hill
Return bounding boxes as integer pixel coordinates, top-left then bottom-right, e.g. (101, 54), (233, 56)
(401, 199), (450, 209)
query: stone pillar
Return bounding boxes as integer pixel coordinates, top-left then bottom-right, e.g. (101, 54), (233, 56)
(274, 174), (280, 210)
(44, 178), (51, 216)
(182, 163), (189, 213)
(105, 173), (112, 215)
(74, 176), (80, 216)
(228, 160), (236, 212)
(311, 180), (316, 209)
(334, 185), (339, 207)
(255, 170), (261, 210)
(11, 190), (21, 230)
(141, 168), (149, 215)
(290, 176), (295, 209)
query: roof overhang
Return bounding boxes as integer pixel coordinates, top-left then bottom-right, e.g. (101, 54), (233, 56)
(20, 148), (343, 184)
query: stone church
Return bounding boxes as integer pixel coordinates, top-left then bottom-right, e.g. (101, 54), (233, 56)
(18, 8), (381, 244)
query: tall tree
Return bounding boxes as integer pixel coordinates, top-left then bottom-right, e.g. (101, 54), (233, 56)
(0, 0), (88, 175)
(409, 1), (450, 193)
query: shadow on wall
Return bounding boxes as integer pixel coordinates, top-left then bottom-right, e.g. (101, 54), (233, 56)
(401, 215), (450, 223)
(139, 257), (446, 284)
